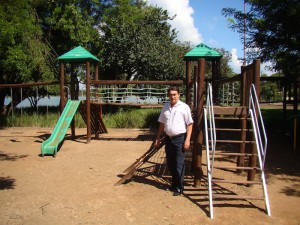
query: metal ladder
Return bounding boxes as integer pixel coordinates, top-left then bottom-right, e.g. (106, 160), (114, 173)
(204, 83), (271, 219)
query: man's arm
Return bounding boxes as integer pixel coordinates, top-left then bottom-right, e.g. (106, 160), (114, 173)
(155, 122), (164, 148)
(183, 123), (193, 150)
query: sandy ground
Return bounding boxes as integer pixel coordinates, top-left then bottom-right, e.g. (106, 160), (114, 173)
(0, 127), (299, 225)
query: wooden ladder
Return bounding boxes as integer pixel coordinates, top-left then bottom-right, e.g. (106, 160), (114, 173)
(204, 105), (271, 219)
(79, 102), (108, 138)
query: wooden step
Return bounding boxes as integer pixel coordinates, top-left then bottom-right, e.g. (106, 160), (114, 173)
(209, 128), (253, 132)
(214, 117), (248, 120)
(210, 106), (248, 115)
(211, 165), (261, 171)
(213, 152), (257, 157)
(209, 140), (255, 144)
(212, 179), (261, 185)
(213, 194), (264, 200)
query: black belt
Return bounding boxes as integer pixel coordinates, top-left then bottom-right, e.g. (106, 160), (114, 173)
(166, 133), (185, 140)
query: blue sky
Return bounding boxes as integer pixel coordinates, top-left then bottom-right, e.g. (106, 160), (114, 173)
(189, 0), (244, 53)
(146, 0), (272, 75)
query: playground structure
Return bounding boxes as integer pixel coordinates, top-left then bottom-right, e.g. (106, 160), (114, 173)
(0, 44), (299, 217)
(115, 56), (273, 218)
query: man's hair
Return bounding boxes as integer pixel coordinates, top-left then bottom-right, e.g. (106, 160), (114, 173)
(168, 86), (180, 94)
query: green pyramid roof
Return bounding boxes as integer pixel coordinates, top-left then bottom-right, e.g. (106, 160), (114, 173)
(58, 46), (100, 62)
(184, 43), (222, 61)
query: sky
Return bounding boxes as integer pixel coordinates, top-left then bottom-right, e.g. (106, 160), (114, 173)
(146, 0), (273, 75)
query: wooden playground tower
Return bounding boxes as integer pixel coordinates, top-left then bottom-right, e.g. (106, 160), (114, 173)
(58, 45), (262, 187)
(58, 46), (107, 143)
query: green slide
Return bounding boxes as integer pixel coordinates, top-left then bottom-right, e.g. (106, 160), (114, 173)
(41, 100), (81, 157)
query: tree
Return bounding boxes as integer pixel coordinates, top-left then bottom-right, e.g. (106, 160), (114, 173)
(222, 0), (300, 76)
(99, 0), (190, 81)
(36, 0), (106, 56)
(0, 0), (56, 114)
(204, 48), (235, 78)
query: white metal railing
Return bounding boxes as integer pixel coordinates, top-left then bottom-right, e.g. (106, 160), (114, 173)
(248, 84), (271, 216)
(204, 83), (216, 219)
(204, 83), (271, 218)
(248, 84), (268, 169)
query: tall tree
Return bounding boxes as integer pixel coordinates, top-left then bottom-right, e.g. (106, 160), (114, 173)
(99, 0), (190, 80)
(204, 48), (235, 78)
(222, 0), (300, 76)
(36, 0), (106, 57)
(0, 0), (56, 114)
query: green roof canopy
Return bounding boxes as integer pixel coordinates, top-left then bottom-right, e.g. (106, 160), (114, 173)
(184, 43), (222, 61)
(58, 46), (100, 63)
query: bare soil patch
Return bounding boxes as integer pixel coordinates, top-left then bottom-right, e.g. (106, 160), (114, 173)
(0, 127), (299, 225)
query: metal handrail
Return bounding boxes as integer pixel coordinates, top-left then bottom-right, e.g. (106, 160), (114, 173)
(248, 84), (271, 216)
(204, 83), (216, 219)
(249, 109), (271, 216)
(248, 84), (268, 169)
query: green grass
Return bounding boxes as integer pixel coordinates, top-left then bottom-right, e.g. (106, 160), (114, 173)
(1, 106), (298, 132)
(0, 107), (161, 129)
(261, 108), (300, 131)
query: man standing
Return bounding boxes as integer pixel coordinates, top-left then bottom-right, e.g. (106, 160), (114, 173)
(155, 86), (193, 196)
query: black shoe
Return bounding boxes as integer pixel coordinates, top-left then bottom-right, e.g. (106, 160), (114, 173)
(173, 188), (183, 196)
(166, 186), (176, 192)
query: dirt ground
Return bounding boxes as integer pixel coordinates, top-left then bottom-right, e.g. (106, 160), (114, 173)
(0, 127), (299, 225)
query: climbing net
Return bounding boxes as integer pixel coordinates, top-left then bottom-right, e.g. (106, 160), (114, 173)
(218, 81), (240, 106)
(90, 84), (170, 105)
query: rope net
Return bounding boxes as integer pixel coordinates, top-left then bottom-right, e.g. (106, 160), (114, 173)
(90, 84), (170, 105)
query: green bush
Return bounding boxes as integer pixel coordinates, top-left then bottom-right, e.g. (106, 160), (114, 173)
(0, 107), (161, 129)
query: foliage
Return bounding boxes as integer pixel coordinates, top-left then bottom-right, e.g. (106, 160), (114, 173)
(99, 0), (190, 80)
(0, 0), (57, 113)
(0, 106), (161, 129)
(260, 76), (280, 102)
(37, 0), (105, 56)
(222, 0), (300, 76)
(204, 48), (235, 78)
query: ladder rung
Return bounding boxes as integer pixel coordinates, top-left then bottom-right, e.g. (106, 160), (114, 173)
(214, 117), (249, 120)
(212, 165), (261, 170)
(210, 140), (255, 144)
(213, 152), (257, 156)
(212, 179), (261, 185)
(210, 106), (248, 115)
(213, 194), (264, 200)
(209, 128), (253, 132)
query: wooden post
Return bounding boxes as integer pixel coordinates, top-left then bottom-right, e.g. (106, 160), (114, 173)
(253, 59), (261, 100)
(86, 61), (91, 143)
(240, 65), (246, 106)
(192, 65), (198, 174)
(248, 59), (260, 181)
(59, 62), (65, 114)
(70, 64), (76, 139)
(95, 63), (99, 81)
(194, 58), (205, 187)
(186, 61), (192, 107)
(293, 75), (299, 151)
(193, 66), (198, 109)
(237, 65), (247, 171)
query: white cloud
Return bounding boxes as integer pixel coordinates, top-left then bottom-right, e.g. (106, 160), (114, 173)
(146, 0), (203, 45)
(208, 38), (218, 46)
(230, 48), (276, 75)
(229, 48), (243, 74)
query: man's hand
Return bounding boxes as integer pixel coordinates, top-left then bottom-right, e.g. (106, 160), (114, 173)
(155, 138), (161, 149)
(183, 139), (191, 151)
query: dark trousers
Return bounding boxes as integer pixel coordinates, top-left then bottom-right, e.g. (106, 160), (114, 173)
(165, 134), (185, 190)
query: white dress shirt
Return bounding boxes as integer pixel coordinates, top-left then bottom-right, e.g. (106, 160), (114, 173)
(158, 100), (193, 136)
